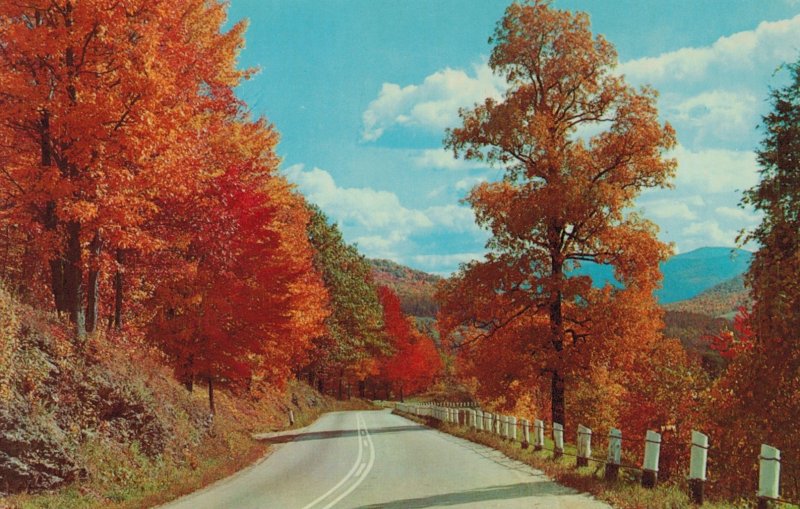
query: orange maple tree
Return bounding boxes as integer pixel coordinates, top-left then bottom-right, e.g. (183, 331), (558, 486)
(148, 138), (328, 410)
(0, 0), (249, 337)
(439, 0), (676, 429)
(0, 2), (332, 415)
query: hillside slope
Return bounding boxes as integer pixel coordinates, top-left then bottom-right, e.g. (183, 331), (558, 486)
(663, 311), (729, 375)
(664, 274), (749, 318)
(573, 247), (752, 304)
(369, 258), (442, 318)
(0, 286), (362, 508)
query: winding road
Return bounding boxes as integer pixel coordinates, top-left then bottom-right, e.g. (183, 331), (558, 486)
(161, 409), (610, 509)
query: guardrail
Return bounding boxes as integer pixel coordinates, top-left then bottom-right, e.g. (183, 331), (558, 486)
(394, 402), (793, 507)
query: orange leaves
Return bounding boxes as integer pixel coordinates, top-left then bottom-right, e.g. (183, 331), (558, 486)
(0, 2), (332, 393)
(440, 0), (679, 428)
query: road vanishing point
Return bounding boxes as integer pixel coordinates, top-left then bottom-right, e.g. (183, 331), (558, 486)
(161, 409), (611, 509)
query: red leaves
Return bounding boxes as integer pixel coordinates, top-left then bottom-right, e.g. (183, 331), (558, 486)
(148, 124), (329, 390)
(707, 307), (754, 360)
(378, 287), (441, 395)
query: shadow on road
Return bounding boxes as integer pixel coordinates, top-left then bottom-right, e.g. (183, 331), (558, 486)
(255, 425), (426, 444)
(352, 481), (576, 508)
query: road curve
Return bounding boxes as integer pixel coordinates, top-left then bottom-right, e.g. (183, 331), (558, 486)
(160, 409), (611, 509)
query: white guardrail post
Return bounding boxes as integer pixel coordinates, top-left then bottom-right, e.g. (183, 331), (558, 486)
(521, 419), (530, 449)
(642, 430), (661, 488)
(534, 419), (544, 451)
(553, 423), (564, 458)
(577, 425), (591, 467)
(758, 444), (781, 509)
(476, 410), (484, 431)
(509, 416), (517, 442)
(605, 428), (621, 480)
(689, 431), (708, 505)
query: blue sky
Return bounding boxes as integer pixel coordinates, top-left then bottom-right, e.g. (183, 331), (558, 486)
(227, 0), (800, 276)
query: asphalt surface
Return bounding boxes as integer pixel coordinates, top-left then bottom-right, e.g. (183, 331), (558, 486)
(160, 409), (611, 509)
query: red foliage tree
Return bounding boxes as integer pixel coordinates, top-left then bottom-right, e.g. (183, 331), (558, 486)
(377, 287), (441, 400)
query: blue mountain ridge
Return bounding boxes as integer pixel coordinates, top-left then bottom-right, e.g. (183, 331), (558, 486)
(570, 246), (752, 304)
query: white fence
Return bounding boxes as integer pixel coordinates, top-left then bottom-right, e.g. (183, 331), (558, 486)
(394, 402), (786, 506)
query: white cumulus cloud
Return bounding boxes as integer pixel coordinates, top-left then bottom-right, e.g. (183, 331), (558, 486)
(640, 199), (697, 221)
(682, 220), (740, 247)
(410, 252), (486, 271)
(361, 63), (506, 142)
(455, 176), (488, 192)
(619, 15), (800, 84)
(284, 164), (486, 267)
(669, 90), (759, 146)
(412, 148), (488, 170)
(285, 164), (433, 231)
(715, 206), (761, 224)
(672, 145), (760, 194)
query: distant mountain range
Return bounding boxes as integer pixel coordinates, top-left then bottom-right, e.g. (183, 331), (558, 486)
(573, 246), (752, 304)
(370, 246), (752, 319)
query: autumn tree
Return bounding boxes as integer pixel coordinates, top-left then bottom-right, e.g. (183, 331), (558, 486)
(145, 112), (330, 413)
(377, 286), (441, 400)
(703, 58), (800, 499)
(0, 1), (331, 416)
(0, 0), (248, 338)
(304, 207), (388, 398)
(440, 0), (675, 428)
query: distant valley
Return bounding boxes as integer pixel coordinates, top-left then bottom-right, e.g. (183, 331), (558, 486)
(375, 247), (753, 372)
(374, 246), (752, 319)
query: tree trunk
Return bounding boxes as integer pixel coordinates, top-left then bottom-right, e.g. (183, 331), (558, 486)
(86, 230), (101, 333)
(549, 253), (566, 428)
(40, 112), (69, 315)
(48, 249), (67, 314)
(400, 385), (404, 403)
(113, 249), (124, 330)
(358, 380), (366, 399)
(183, 355), (194, 392)
(208, 377), (215, 415)
(551, 370), (565, 427)
(65, 221), (85, 340)
(338, 373), (343, 400)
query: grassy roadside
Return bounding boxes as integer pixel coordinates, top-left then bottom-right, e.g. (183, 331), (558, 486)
(3, 385), (373, 509)
(393, 409), (752, 509)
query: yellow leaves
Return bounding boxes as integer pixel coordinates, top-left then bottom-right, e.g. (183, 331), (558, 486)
(63, 199), (99, 222)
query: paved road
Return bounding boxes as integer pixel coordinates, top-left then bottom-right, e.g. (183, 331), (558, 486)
(161, 409), (611, 509)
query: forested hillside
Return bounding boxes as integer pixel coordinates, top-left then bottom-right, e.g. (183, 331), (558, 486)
(369, 259), (441, 318)
(664, 275), (749, 318)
